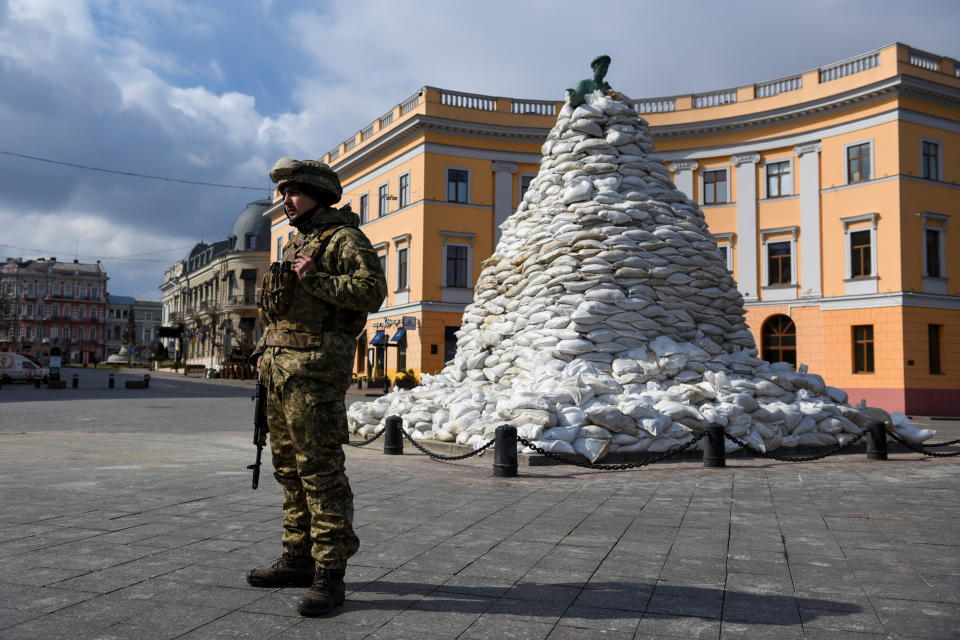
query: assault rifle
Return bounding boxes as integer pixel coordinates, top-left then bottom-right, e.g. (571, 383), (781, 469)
(248, 377), (268, 489)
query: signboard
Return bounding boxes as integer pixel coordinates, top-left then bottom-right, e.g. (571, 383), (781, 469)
(158, 325), (183, 338)
(402, 316), (417, 330)
(49, 356), (62, 369)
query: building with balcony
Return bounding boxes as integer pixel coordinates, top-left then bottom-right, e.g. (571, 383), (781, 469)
(264, 42), (959, 415)
(104, 295), (162, 363)
(0, 257), (108, 364)
(159, 199), (272, 370)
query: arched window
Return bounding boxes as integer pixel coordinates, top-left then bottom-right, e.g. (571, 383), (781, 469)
(762, 314), (797, 367)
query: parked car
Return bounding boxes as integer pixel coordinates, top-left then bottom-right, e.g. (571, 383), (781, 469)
(0, 352), (49, 383)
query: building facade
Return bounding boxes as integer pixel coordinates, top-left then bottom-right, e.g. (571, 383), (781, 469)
(159, 200), (272, 371)
(0, 257), (109, 364)
(104, 295), (162, 363)
(265, 42), (960, 415)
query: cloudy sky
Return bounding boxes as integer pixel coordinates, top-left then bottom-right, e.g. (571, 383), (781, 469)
(1, 0), (957, 297)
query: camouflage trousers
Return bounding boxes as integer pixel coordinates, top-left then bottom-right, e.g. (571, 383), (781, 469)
(265, 376), (359, 569)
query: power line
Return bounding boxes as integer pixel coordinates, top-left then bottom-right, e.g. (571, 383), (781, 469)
(0, 242), (194, 261)
(0, 149), (267, 191)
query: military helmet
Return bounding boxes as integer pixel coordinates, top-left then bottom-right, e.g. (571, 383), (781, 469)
(269, 157), (343, 204)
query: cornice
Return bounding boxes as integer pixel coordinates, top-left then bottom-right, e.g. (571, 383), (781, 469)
(668, 160), (698, 173)
(332, 115), (549, 176)
(650, 74), (960, 140)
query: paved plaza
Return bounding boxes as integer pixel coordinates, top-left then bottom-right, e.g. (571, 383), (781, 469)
(1, 368), (959, 639)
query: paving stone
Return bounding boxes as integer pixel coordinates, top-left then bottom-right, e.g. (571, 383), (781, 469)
(634, 612), (720, 639)
(174, 610), (297, 639)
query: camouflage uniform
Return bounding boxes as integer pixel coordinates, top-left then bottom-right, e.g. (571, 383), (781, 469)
(256, 189), (386, 570)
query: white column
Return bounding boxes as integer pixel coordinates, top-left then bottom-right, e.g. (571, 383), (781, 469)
(795, 142), (822, 298)
(668, 160), (698, 200)
(732, 153), (760, 302)
(491, 161), (518, 246)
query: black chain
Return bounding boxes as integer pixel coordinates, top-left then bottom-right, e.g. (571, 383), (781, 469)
(401, 428), (496, 461)
(346, 428), (386, 448)
(887, 430), (960, 458)
(516, 431), (706, 470)
(724, 429), (868, 462)
(922, 437), (960, 448)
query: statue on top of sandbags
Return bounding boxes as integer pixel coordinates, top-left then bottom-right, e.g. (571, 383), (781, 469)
(567, 54), (622, 107)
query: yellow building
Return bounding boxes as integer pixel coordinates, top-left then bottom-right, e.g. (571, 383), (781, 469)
(265, 42), (960, 416)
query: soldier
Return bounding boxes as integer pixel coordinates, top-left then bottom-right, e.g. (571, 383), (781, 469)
(246, 157), (387, 616)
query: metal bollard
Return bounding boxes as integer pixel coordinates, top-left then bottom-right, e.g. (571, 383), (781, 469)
(866, 420), (888, 460)
(383, 415), (404, 455)
(108, 374), (115, 389)
(72, 374), (78, 389)
(143, 374), (151, 388)
(703, 425), (727, 468)
(492, 425), (518, 478)
(34, 379), (40, 389)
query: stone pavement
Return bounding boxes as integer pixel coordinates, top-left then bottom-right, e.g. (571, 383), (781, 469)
(1, 368), (959, 639)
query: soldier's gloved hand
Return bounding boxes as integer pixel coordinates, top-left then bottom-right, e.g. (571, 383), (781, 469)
(292, 253), (317, 278)
(256, 355), (263, 374)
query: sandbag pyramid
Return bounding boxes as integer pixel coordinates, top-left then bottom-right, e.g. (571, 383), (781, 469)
(348, 89), (932, 461)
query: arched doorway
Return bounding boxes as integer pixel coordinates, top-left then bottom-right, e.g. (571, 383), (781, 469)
(762, 314), (797, 367)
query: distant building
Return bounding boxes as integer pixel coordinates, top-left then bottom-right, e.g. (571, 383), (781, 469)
(104, 295), (162, 363)
(159, 199), (272, 370)
(265, 42), (960, 415)
(0, 257), (108, 364)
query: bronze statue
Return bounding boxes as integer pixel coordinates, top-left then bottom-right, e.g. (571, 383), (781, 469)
(567, 55), (612, 107)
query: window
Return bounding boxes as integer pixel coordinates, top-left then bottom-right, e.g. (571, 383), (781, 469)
(519, 175), (535, 200)
(703, 169), (728, 204)
(245, 233), (257, 250)
(922, 141), (940, 181)
(63, 326), (71, 340)
(767, 242), (792, 285)
(847, 142), (871, 183)
(444, 326), (459, 363)
(50, 327), (58, 338)
(850, 230), (872, 278)
(925, 228), (942, 278)
(852, 325), (875, 373)
(765, 161), (791, 198)
(761, 315), (797, 368)
(929, 324), (943, 375)
(378, 252), (388, 287)
(359, 194), (369, 224)
(445, 245), (469, 288)
(378, 184), (389, 216)
(397, 246), (408, 290)
(398, 174), (410, 208)
(77, 327), (84, 340)
(447, 169), (468, 203)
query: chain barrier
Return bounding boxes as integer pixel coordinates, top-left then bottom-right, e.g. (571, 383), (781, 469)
(516, 431), (707, 471)
(346, 428), (386, 448)
(922, 437), (960, 448)
(887, 430), (960, 458)
(401, 428), (496, 461)
(724, 428), (868, 463)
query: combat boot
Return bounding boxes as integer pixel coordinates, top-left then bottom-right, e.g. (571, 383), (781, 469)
(297, 567), (346, 617)
(246, 553), (315, 588)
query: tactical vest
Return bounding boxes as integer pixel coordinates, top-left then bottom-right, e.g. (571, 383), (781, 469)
(258, 223), (364, 349)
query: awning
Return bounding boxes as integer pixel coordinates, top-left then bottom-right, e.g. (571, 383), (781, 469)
(369, 330), (386, 346)
(239, 268), (258, 280)
(390, 328), (406, 342)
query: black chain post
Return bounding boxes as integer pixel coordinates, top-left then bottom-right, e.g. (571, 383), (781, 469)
(703, 425), (726, 468)
(72, 374), (78, 389)
(866, 420), (888, 461)
(383, 415), (404, 455)
(108, 373), (115, 389)
(492, 425), (518, 477)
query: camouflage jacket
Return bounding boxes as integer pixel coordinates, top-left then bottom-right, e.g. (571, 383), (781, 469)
(254, 206), (386, 388)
